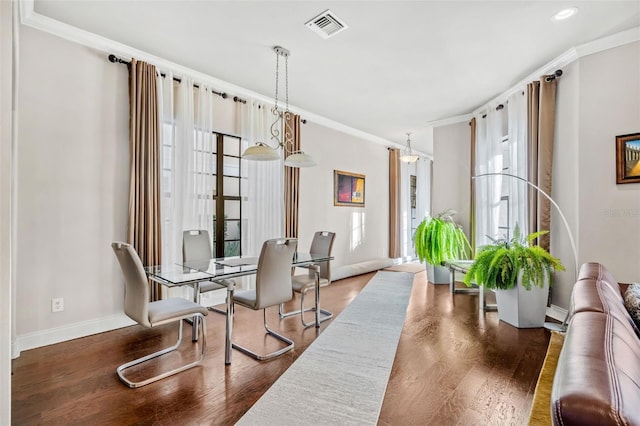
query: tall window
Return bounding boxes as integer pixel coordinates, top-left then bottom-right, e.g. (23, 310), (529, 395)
(159, 77), (247, 267)
(475, 91), (528, 248)
(498, 134), (512, 240)
(213, 133), (245, 257)
(162, 129), (245, 258)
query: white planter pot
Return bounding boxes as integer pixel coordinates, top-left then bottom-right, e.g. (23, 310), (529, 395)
(425, 263), (449, 284)
(494, 275), (549, 328)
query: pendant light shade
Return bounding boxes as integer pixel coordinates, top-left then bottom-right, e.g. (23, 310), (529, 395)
(399, 132), (419, 163)
(400, 154), (419, 163)
(241, 46), (316, 168)
(242, 143), (281, 161)
(283, 151), (317, 167)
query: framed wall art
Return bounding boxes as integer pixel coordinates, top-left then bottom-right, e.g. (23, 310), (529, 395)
(334, 170), (365, 207)
(616, 132), (640, 184)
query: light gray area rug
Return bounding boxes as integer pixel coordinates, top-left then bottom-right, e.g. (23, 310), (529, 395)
(236, 270), (414, 425)
(384, 262), (426, 274)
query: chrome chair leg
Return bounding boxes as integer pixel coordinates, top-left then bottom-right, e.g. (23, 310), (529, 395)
(279, 284), (333, 328)
(299, 287), (333, 328)
(278, 302), (301, 318)
(116, 313), (207, 388)
(232, 308), (294, 361)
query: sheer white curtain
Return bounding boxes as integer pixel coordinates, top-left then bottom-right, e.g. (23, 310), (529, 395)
(240, 101), (284, 257)
(159, 74), (216, 267)
(507, 90), (528, 236)
(474, 108), (503, 248)
(399, 160), (411, 258)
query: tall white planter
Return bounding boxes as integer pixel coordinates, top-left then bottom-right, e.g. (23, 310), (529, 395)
(425, 263), (449, 284)
(495, 275), (549, 328)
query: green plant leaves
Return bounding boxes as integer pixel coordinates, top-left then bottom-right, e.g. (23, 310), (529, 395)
(463, 229), (565, 290)
(413, 212), (471, 266)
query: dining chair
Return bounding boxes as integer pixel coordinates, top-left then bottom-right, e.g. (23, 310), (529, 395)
(279, 231), (335, 327)
(232, 238), (297, 361)
(183, 229), (234, 314)
(111, 242), (208, 388)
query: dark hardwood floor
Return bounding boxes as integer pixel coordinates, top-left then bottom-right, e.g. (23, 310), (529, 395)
(11, 271), (550, 425)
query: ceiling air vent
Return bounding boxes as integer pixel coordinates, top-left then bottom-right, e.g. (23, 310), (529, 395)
(305, 10), (348, 39)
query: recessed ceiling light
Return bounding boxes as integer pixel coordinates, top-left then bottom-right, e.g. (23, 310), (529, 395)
(552, 7), (578, 21)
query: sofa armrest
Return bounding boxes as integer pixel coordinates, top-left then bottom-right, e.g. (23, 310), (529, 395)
(552, 311), (640, 425)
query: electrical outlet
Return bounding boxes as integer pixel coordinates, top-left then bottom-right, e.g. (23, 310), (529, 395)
(51, 297), (64, 312)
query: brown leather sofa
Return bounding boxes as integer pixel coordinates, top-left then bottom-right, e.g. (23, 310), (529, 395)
(551, 262), (640, 425)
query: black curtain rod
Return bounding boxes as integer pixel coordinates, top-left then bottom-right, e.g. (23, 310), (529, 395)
(546, 69), (563, 82)
(108, 54), (247, 104)
(255, 104), (307, 124)
(479, 68), (563, 118)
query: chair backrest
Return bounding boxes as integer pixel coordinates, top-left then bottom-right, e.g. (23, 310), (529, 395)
(310, 231), (336, 282)
(255, 238), (297, 309)
(183, 230), (213, 262)
(111, 242), (150, 327)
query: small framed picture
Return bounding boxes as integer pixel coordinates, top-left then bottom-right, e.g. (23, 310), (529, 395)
(334, 170), (365, 207)
(616, 133), (640, 184)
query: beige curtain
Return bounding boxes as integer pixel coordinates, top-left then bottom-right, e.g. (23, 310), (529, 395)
(284, 113), (301, 238)
(527, 76), (558, 251)
(128, 59), (163, 301)
(389, 148), (401, 258)
(469, 117), (477, 256)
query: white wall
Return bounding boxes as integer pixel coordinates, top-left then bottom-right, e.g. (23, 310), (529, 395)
(297, 122), (389, 268)
(432, 121), (471, 237)
(576, 41), (640, 281)
(550, 59), (580, 309)
(16, 26), (131, 344)
(13, 24), (392, 351)
(1, 0), (14, 421)
(544, 41), (640, 310)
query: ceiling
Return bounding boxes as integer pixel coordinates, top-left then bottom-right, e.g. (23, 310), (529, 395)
(32, 1), (640, 154)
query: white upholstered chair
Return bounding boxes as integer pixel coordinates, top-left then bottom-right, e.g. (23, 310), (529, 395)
(111, 242), (208, 388)
(279, 231), (335, 327)
(183, 229), (234, 314)
(232, 238), (297, 361)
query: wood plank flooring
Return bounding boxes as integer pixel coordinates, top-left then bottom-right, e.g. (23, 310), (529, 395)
(11, 270), (550, 425)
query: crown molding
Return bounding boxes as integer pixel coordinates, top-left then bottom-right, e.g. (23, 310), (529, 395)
(472, 47), (579, 116)
(469, 25), (639, 117)
(427, 113), (474, 128)
(17, 1), (406, 153)
(576, 26), (640, 58)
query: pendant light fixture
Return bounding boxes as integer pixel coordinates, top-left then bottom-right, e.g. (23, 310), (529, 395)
(399, 132), (419, 163)
(241, 46), (316, 167)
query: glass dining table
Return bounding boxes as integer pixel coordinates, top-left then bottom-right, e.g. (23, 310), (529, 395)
(145, 252), (334, 365)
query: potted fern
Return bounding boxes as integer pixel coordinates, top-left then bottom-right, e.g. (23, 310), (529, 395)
(413, 210), (471, 284)
(463, 227), (565, 328)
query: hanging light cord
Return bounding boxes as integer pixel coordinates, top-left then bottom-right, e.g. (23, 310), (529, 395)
(274, 49), (280, 112)
(285, 53), (289, 112)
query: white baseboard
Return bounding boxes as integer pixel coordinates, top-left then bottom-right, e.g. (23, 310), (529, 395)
(14, 289), (228, 358)
(14, 313), (136, 357)
(546, 304), (568, 323)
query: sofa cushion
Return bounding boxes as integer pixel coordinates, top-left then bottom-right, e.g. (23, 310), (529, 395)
(552, 311), (640, 425)
(569, 268), (639, 335)
(577, 262), (619, 288)
(571, 279), (624, 315)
